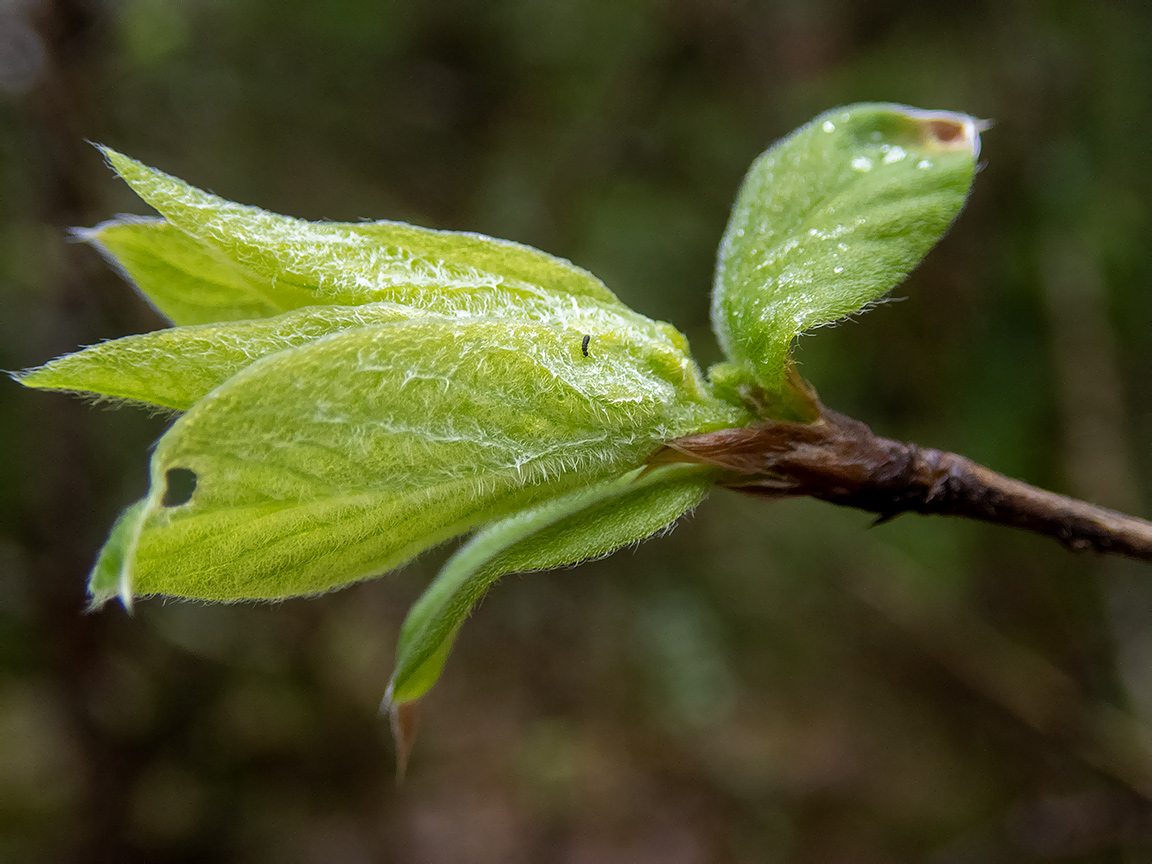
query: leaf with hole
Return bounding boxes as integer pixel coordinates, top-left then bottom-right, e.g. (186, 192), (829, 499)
(86, 316), (736, 608)
(12, 103), (996, 768)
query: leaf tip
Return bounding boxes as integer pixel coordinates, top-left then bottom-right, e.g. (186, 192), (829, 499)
(6, 366), (33, 388)
(94, 147), (164, 204)
(67, 223), (103, 247)
(118, 579), (136, 615)
(382, 688), (421, 784)
(94, 143), (131, 173)
(901, 106), (985, 160)
(88, 499), (147, 614)
(12, 361), (68, 393)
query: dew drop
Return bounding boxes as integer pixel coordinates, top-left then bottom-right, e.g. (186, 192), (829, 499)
(917, 159), (933, 169)
(851, 156), (873, 172)
(822, 120), (835, 133)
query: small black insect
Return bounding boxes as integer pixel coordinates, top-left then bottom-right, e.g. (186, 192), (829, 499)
(581, 334), (590, 357)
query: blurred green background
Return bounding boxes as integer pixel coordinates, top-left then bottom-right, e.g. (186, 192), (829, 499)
(2, 1), (1151, 861)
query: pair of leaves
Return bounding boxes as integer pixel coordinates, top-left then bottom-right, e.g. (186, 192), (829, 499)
(17, 102), (982, 760)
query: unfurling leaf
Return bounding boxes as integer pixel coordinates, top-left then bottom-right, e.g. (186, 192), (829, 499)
(386, 463), (717, 708)
(711, 103), (981, 414)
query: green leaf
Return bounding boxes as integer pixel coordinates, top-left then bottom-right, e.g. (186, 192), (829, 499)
(79, 217), (319, 325)
(88, 499), (148, 610)
(99, 147), (626, 315)
(19, 293), (723, 414)
(712, 103), (981, 411)
(91, 317), (736, 606)
(26, 149), (725, 417)
(18, 302), (423, 410)
(386, 463), (716, 708)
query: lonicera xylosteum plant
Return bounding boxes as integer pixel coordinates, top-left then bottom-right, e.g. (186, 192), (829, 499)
(15, 103), (982, 762)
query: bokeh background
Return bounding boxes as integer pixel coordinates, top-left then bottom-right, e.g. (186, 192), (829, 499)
(2, 1), (1151, 861)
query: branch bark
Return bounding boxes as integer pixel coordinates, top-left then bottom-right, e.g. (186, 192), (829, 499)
(655, 408), (1152, 563)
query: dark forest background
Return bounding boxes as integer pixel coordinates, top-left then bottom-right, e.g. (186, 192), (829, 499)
(2, 1), (1151, 861)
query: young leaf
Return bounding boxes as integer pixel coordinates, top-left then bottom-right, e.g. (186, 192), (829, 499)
(91, 318), (737, 607)
(82, 152), (704, 353)
(19, 302), (422, 410)
(19, 294), (720, 413)
(99, 148), (626, 314)
(88, 499), (148, 609)
(78, 217), (319, 325)
(712, 103), (982, 412)
(385, 462), (717, 710)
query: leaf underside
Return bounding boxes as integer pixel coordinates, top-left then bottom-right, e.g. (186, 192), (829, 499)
(387, 463), (717, 707)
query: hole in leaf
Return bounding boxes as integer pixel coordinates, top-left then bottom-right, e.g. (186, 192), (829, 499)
(162, 467), (197, 507)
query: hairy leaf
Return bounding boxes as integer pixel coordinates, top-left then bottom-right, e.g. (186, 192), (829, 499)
(19, 302), (421, 410)
(19, 298), (721, 414)
(712, 103), (981, 411)
(100, 148), (626, 316)
(386, 463), (717, 709)
(89, 318), (737, 606)
(78, 217), (319, 325)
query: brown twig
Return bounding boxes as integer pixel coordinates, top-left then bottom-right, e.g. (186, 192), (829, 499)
(654, 407), (1152, 563)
